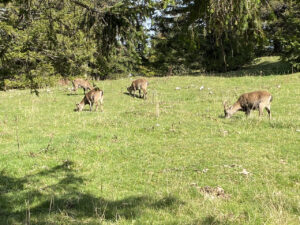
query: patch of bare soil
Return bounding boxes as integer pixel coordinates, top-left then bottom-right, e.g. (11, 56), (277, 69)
(198, 186), (230, 199)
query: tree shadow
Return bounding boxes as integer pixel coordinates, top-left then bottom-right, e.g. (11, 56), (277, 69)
(201, 216), (223, 225)
(0, 161), (183, 224)
(190, 58), (292, 77)
(188, 216), (225, 225)
(0, 171), (28, 220)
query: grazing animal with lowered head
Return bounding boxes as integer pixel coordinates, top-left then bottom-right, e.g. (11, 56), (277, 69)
(75, 87), (104, 112)
(127, 78), (148, 99)
(72, 78), (93, 94)
(223, 91), (272, 119)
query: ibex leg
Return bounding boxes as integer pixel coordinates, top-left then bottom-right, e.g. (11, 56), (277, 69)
(265, 105), (271, 119)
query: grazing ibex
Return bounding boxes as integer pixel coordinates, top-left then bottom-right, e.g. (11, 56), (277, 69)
(127, 78), (148, 99)
(223, 91), (272, 119)
(72, 78), (93, 94)
(75, 87), (104, 112)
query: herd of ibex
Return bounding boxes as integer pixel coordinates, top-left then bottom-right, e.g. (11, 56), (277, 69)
(71, 78), (273, 119)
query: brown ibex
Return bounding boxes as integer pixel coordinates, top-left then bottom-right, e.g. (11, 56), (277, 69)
(72, 78), (93, 94)
(223, 91), (272, 119)
(127, 78), (148, 99)
(75, 87), (104, 112)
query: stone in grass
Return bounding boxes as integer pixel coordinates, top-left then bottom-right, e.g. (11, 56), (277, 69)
(240, 168), (251, 176)
(202, 168), (209, 173)
(175, 87), (181, 90)
(221, 130), (228, 136)
(280, 159), (287, 164)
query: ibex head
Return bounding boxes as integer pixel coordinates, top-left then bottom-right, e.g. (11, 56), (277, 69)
(223, 101), (233, 118)
(127, 86), (133, 93)
(75, 103), (84, 112)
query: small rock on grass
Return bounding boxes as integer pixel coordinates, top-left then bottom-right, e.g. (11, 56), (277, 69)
(280, 159), (287, 164)
(240, 168), (251, 176)
(202, 168), (209, 173)
(221, 130), (228, 136)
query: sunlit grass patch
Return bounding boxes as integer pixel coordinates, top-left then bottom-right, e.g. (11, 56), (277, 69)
(0, 70), (299, 224)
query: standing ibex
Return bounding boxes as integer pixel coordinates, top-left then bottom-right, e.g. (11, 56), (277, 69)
(75, 87), (104, 112)
(127, 78), (148, 99)
(72, 78), (93, 94)
(223, 91), (272, 119)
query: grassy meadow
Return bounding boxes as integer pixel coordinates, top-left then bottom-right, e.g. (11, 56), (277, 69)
(0, 58), (300, 224)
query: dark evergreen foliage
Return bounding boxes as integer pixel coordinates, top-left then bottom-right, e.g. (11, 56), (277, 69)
(279, 0), (300, 70)
(0, 0), (158, 90)
(259, 0), (300, 70)
(0, 0), (298, 90)
(150, 0), (264, 73)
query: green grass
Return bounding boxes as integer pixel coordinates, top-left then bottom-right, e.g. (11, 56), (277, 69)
(1, 59), (300, 224)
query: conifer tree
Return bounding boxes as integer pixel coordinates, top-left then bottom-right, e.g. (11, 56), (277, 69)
(151, 0), (264, 73)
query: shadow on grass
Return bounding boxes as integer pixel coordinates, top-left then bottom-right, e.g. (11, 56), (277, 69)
(73, 108), (95, 112)
(190, 58), (292, 77)
(269, 120), (298, 129)
(189, 216), (224, 225)
(123, 92), (144, 99)
(0, 161), (182, 224)
(218, 114), (226, 119)
(201, 216), (223, 225)
(66, 93), (80, 96)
